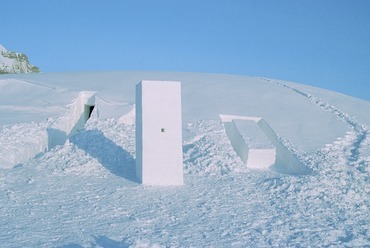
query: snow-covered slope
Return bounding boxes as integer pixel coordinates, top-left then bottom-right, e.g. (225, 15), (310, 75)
(0, 71), (369, 247)
(0, 44), (40, 74)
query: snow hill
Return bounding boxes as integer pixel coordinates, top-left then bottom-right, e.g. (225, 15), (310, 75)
(0, 44), (40, 74)
(0, 71), (369, 247)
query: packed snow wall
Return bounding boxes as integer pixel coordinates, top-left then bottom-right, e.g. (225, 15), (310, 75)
(136, 81), (183, 185)
(0, 91), (96, 169)
(48, 91), (96, 150)
(0, 123), (48, 169)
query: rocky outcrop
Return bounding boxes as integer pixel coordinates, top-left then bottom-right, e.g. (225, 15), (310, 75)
(0, 44), (40, 74)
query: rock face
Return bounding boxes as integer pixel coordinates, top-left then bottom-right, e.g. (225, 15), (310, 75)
(0, 44), (40, 74)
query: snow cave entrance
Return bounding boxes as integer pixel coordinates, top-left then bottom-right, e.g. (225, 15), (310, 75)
(84, 104), (95, 123)
(67, 95), (96, 137)
(48, 91), (96, 151)
(6, 91), (98, 168)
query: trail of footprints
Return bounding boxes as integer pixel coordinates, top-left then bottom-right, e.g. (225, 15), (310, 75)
(260, 77), (369, 165)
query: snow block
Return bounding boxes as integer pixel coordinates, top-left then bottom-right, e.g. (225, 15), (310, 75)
(136, 80), (183, 185)
(223, 119), (276, 169)
(221, 114), (310, 175)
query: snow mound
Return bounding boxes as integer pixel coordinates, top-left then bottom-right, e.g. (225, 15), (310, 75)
(183, 120), (246, 175)
(0, 71), (369, 246)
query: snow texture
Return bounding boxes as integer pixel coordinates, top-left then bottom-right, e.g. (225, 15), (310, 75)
(0, 71), (369, 247)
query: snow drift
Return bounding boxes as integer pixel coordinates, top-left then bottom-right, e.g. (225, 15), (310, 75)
(0, 71), (369, 247)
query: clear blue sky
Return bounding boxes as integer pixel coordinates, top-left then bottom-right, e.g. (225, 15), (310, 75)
(2, 0), (370, 101)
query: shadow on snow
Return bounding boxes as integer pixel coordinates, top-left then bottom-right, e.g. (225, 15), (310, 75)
(94, 235), (131, 248)
(70, 129), (138, 183)
(58, 236), (130, 248)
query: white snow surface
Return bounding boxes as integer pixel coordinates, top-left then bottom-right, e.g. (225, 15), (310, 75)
(0, 71), (369, 247)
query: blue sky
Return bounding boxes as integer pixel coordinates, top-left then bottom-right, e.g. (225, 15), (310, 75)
(2, 0), (370, 101)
